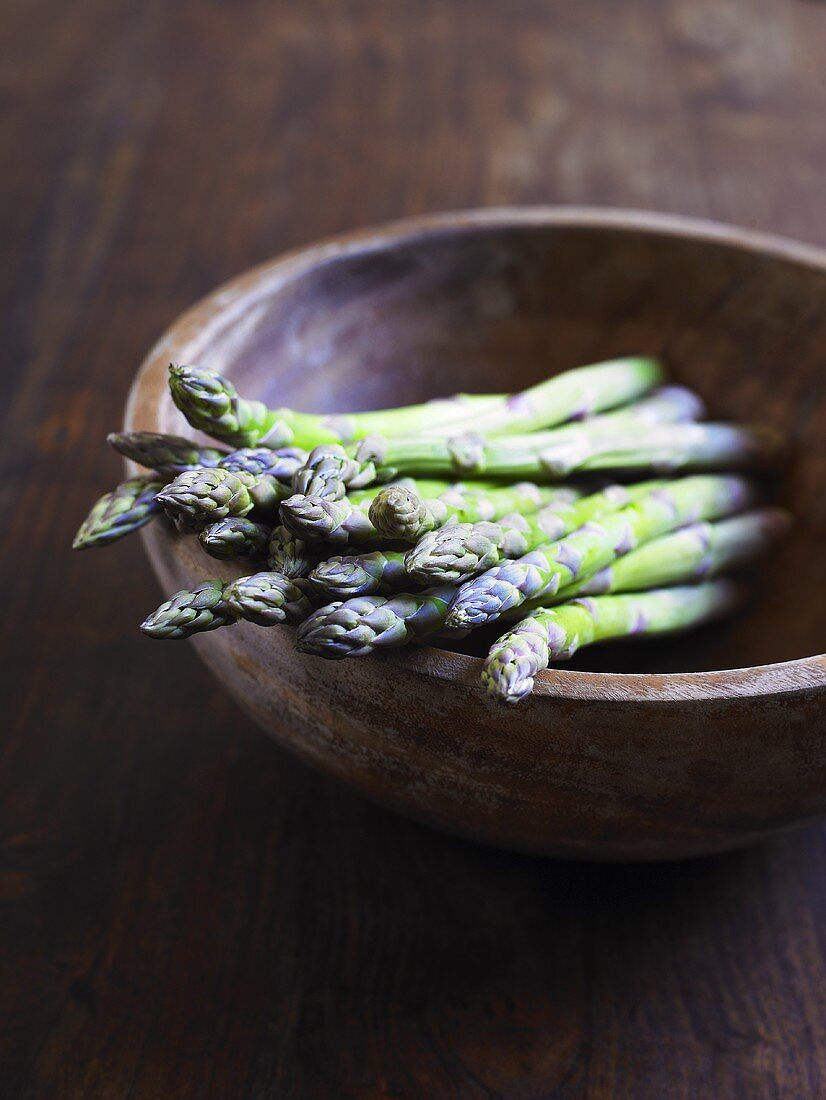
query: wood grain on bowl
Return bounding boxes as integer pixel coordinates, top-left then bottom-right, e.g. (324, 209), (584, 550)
(127, 209), (826, 859)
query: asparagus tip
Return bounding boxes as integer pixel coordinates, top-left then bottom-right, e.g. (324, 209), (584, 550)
(482, 665), (535, 704)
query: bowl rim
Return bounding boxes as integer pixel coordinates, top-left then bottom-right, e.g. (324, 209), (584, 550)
(126, 205), (826, 704)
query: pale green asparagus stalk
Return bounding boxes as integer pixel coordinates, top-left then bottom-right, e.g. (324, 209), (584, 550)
(308, 549), (410, 597)
(404, 481), (664, 584)
(444, 368), (691, 438)
(199, 517), (271, 562)
(169, 357), (664, 450)
(73, 476), (164, 549)
(169, 364), (504, 449)
(353, 420), (782, 484)
(445, 475), (757, 631)
(481, 508), (790, 701)
(108, 431), (228, 475)
(482, 581), (742, 703)
(297, 586), (455, 659)
(369, 482), (579, 543)
(565, 508), (791, 598)
(292, 383), (706, 498)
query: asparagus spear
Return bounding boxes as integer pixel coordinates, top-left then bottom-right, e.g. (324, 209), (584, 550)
(448, 365), (688, 438)
(482, 581), (741, 703)
(169, 357), (665, 450)
(199, 517), (271, 562)
(73, 476), (164, 549)
(354, 420), (782, 484)
(218, 446), (307, 482)
(90, 441), (296, 546)
(404, 482), (662, 584)
(108, 431), (228, 475)
(169, 364), (504, 449)
(308, 549), (410, 597)
(267, 524), (316, 579)
(444, 475), (756, 631)
(291, 384), (707, 499)
(480, 508), (789, 700)
(156, 468), (258, 530)
(158, 460), (292, 531)
(291, 444), (377, 501)
(140, 580), (237, 638)
(297, 586), (455, 659)
(369, 482), (579, 542)
(279, 493), (378, 546)
(295, 506), (787, 653)
(141, 570), (313, 640)
(280, 477), (447, 546)
(223, 572), (314, 625)
(169, 365), (290, 448)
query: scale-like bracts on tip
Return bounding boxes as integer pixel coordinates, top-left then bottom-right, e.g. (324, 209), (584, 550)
(308, 549), (410, 597)
(73, 476), (164, 549)
(297, 586), (455, 659)
(199, 517), (271, 562)
(141, 572), (313, 639)
(404, 482), (665, 584)
(369, 482), (578, 543)
(169, 364), (505, 450)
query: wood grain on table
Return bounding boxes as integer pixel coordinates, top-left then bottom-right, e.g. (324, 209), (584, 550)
(2, 1), (825, 1096)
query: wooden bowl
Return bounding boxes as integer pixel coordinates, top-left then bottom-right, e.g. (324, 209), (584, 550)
(126, 208), (826, 860)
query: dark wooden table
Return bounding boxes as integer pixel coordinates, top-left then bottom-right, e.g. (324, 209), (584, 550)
(3, 1), (825, 1095)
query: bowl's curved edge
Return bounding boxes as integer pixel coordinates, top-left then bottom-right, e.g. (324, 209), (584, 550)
(125, 205), (826, 705)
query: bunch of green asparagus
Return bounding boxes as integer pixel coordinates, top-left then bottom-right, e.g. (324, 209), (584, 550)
(74, 356), (790, 702)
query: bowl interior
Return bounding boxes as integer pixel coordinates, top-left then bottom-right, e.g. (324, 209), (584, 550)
(152, 218), (826, 674)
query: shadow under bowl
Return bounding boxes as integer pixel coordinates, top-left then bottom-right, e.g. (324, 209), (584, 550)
(126, 207), (826, 860)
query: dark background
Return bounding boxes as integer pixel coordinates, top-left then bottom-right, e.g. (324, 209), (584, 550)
(3, 1), (825, 1096)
